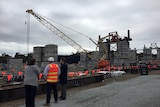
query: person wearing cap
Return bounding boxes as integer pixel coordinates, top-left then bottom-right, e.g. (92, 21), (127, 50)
(43, 57), (60, 106)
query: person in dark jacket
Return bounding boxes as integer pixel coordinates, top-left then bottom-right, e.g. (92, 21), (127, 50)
(59, 58), (68, 100)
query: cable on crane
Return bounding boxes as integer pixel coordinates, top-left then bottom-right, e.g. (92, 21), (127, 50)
(25, 12), (30, 62)
(35, 12), (97, 43)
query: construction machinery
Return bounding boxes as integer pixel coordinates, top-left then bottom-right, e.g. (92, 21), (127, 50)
(97, 30), (132, 69)
(96, 34), (111, 69)
(97, 31), (122, 69)
(26, 9), (91, 61)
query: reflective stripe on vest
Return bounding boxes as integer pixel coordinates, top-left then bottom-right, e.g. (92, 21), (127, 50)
(47, 64), (58, 83)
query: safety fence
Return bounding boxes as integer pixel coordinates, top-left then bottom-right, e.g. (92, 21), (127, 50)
(67, 64), (158, 77)
(0, 64), (159, 85)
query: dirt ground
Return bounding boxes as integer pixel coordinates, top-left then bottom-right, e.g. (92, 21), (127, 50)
(0, 70), (160, 107)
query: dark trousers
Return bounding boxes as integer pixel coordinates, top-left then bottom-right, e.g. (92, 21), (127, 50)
(60, 84), (66, 99)
(25, 85), (37, 107)
(46, 82), (58, 103)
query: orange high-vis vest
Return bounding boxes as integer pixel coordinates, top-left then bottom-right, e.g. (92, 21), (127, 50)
(47, 64), (59, 83)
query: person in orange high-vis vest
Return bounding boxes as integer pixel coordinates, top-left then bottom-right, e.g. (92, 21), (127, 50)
(47, 64), (59, 83)
(43, 57), (60, 106)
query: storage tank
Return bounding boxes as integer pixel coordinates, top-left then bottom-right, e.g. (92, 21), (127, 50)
(44, 44), (58, 62)
(33, 47), (44, 62)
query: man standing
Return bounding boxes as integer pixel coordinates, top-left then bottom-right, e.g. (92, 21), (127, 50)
(59, 58), (68, 100)
(43, 57), (59, 106)
(139, 62), (148, 75)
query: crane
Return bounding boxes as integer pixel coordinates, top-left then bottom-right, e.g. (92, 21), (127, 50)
(26, 9), (89, 53)
(96, 31), (120, 68)
(26, 9), (91, 61)
(97, 34), (110, 68)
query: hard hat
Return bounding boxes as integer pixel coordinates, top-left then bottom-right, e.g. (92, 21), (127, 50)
(48, 57), (54, 62)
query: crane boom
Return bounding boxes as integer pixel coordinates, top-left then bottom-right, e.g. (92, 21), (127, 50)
(98, 35), (108, 60)
(26, 9), (87, 52)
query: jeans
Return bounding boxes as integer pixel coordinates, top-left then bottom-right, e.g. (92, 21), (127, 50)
(25, 85), (37, 107)
(46, 82), (58, 103)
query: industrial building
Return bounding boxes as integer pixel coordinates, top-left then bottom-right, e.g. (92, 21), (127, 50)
(33, 44), (58, 70)
(141, 43), (160, 65)
(30, 40), (160, 73)
(31, 30), (136, 70)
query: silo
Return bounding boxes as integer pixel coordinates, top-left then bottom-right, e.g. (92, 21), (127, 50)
(33, 47), (44, 62)
(33, 46), (44, 67)
(44, 44), (58, 62)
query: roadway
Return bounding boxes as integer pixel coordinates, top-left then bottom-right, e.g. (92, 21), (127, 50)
(1, 71), (160, 107)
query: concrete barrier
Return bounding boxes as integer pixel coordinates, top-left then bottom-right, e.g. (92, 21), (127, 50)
(0, 74), (104, 102)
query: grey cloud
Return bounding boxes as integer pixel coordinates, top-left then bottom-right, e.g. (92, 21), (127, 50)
(0, 0), (160, 55)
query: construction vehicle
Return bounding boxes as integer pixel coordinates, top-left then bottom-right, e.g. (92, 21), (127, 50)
(26, 9), (91, 61)
(96, 34), (110, 69)
(97, 31), (122, 69)
(97, 30), (132, 69)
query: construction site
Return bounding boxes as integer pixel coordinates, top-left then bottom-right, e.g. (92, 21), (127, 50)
(0, 9), (160, 106)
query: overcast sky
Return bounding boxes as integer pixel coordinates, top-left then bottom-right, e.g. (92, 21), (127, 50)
(0, 0), (160, 56)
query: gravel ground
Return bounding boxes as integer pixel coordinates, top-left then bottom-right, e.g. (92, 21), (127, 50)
(1, 70), (160, 107)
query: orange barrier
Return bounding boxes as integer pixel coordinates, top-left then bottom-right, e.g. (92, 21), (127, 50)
(153, 64), (157, 69)
(147, 65), (151, 69)
(18, 71), (23, 76)
(91, 70), (95, 74)
(114, 66), (117, 70)
(107, 66), (111, 71)
(118, 66), (121, 71)
(102, 67), (106, 71)
(1, 71), (7, 76)
(123, 66), (127, 70)
(39, 73), (43, 79)
(84, 70), (88, 75)
(110, 66), (114, 71)
(7, 74), (13, 82)
(96, 69), (100, 72)
(67, 64), (149, 78)
(77, 71), (82, 75)
(68, 72), (75, 77)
